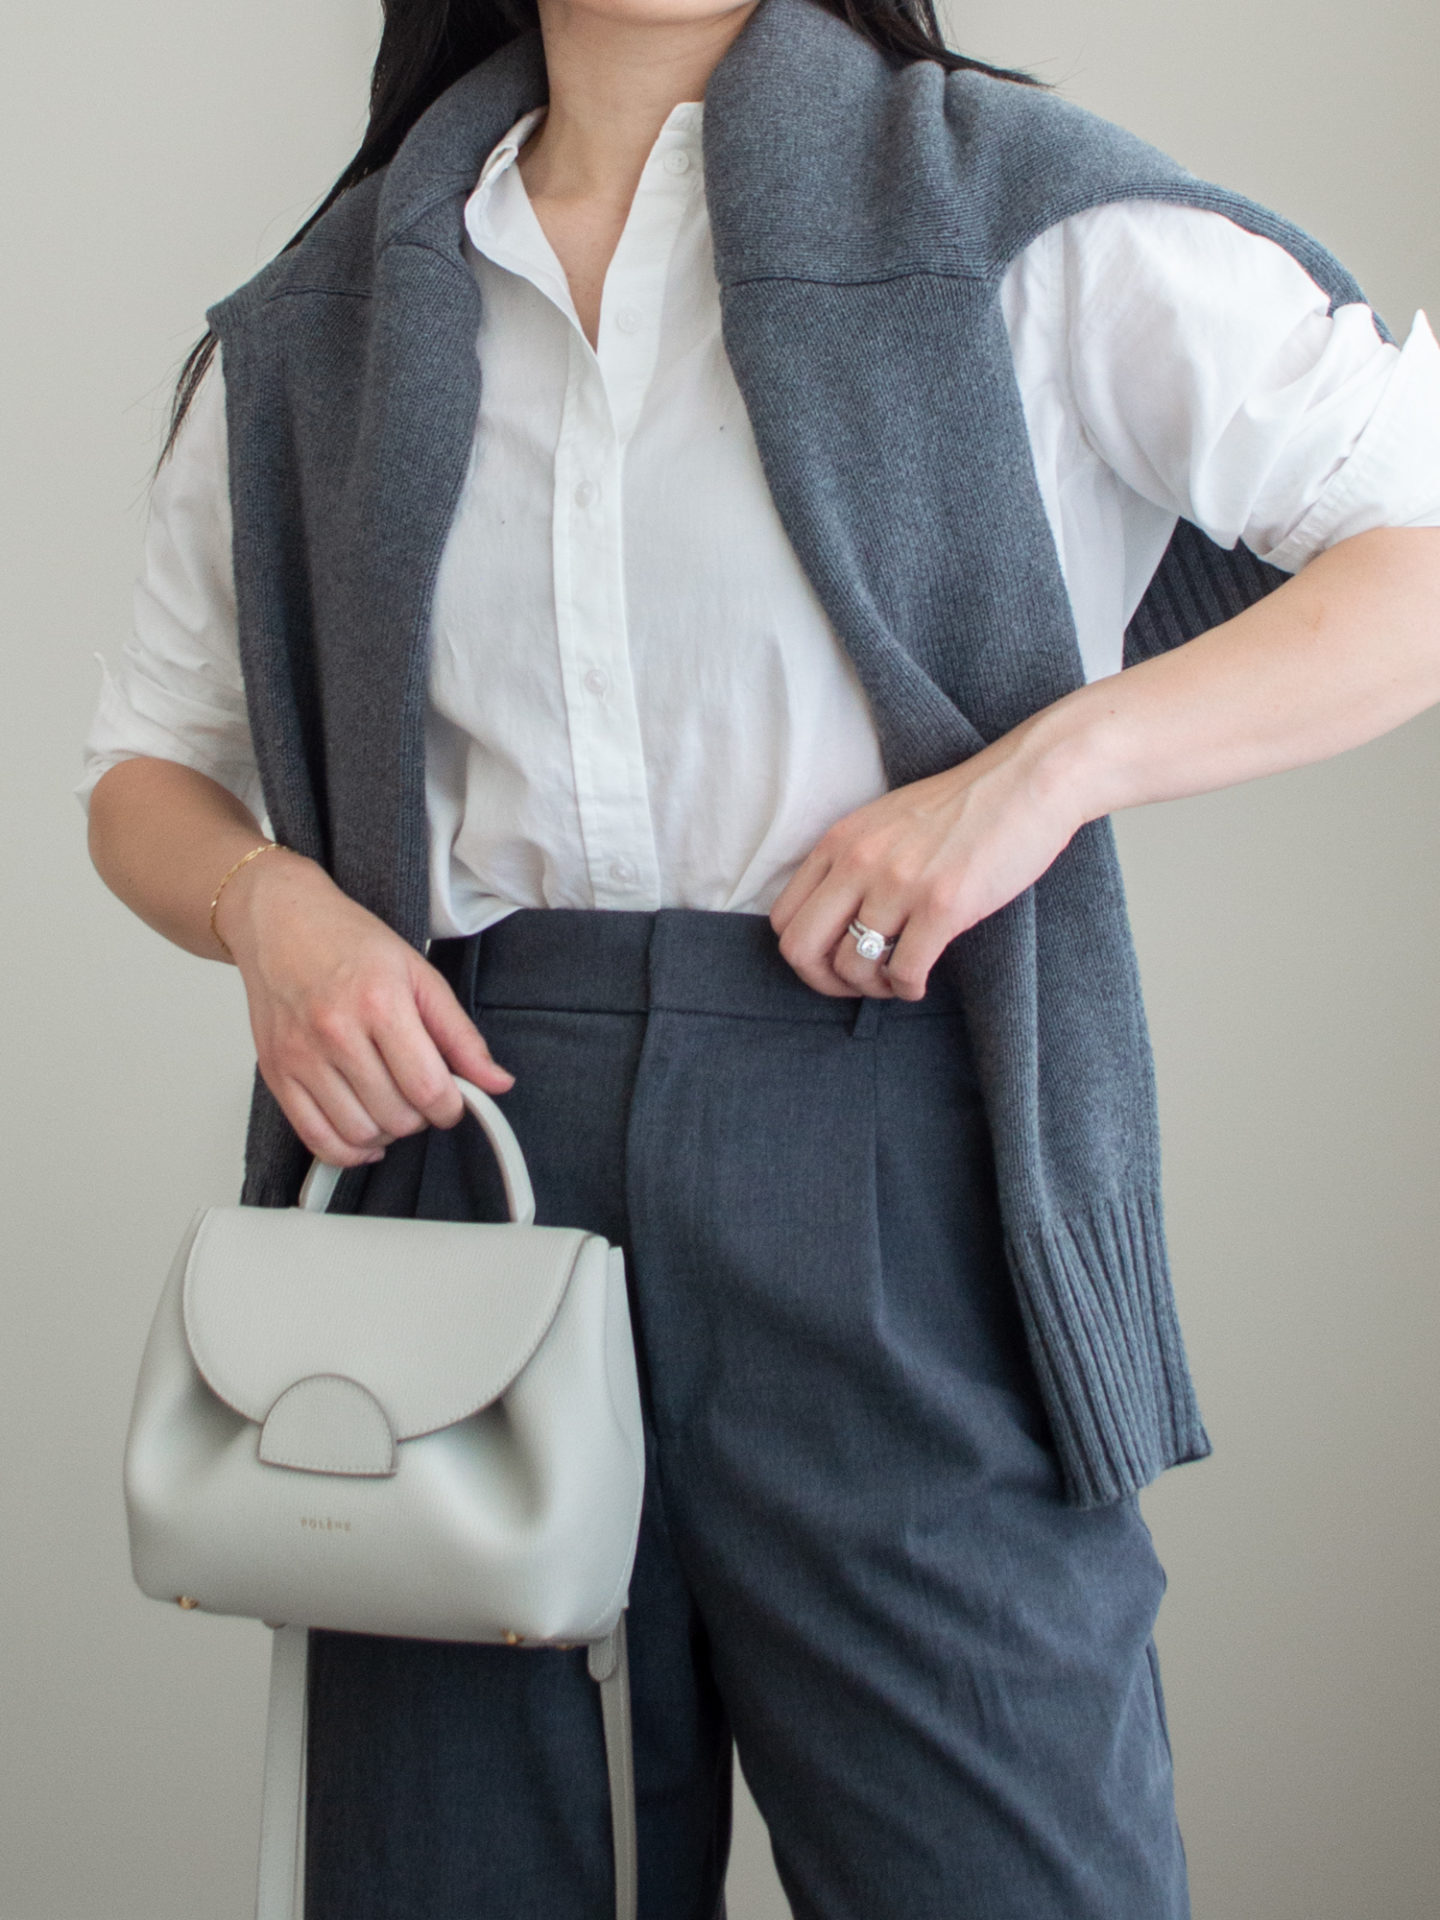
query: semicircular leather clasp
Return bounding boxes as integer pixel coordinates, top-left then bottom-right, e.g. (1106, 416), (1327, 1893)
(258, 1374), (398, 1478)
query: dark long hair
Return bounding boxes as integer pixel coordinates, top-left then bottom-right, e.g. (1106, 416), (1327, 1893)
(161, 0), (1034, 462)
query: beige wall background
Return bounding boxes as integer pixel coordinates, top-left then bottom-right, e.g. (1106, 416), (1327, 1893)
(2, 0), (1436, 1914)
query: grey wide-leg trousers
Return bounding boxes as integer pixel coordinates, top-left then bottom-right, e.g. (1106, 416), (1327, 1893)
(304, 907), (1188, 1920)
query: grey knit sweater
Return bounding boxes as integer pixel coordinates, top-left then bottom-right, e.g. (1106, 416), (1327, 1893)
(207, 0), (1382, 1506)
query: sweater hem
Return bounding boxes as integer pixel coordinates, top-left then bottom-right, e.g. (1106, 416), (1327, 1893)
(1006, 1187), (1213, 1509)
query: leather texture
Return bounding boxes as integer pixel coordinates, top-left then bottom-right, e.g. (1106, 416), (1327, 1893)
(257, 1374), (398, 1477)
(182, 1209), (591, 1440)
(126, 1209), (641, 1642)
(123, 1076), (643, 1917)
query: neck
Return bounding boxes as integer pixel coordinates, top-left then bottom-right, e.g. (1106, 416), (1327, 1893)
(520, 0), (758, 207)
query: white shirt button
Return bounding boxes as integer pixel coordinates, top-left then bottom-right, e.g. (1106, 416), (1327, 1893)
(662, 150), (691, 176)
(608, 859), (637, 885)
(614, 307), (641, 335)
(583, 667), (609, 696)
(573, 479), (599, 509)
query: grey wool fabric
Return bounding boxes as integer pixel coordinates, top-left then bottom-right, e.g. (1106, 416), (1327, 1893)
(206, 0), (1383, 1507)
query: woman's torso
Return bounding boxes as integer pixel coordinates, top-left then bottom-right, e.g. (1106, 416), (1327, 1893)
(81, 103), (1440, 936)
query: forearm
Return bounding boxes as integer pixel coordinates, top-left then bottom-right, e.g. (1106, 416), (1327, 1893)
(87, 757), (292, 960)
(1035, 527), (1440, 823)
(771, 526), (1440, 1000)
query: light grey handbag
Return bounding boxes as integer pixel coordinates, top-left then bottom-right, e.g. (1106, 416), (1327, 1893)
(123, 1078), (645, 1920)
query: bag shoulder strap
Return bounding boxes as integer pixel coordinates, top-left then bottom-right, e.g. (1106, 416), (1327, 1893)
(590, 1616), (638, 1920)
(255, 1620), (637, 1920)
(255, 1626), (307, 1920)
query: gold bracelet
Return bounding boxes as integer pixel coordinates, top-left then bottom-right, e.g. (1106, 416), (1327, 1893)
(209, 841), (287, 959)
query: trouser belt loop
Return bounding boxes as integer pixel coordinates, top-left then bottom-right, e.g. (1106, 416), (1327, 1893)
(850, 996), (883, 1040)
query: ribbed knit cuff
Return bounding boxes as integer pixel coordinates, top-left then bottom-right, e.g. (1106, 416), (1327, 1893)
(1006, 1188), (1213, 1508)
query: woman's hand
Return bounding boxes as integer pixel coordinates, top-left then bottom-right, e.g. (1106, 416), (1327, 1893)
(773, 528), (1440, 1001)
(215, 849), (514, 1167)
(770, 720), (1084, 1001)
(88, 758), (514, 1167)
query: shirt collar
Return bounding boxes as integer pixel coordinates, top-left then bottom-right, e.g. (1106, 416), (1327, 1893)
(464, 99), (705, 236)
(462, 101), (705, 318)
(473, 104), (548, 196)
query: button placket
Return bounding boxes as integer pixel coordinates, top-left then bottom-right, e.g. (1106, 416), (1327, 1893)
(595, 130), (696, 444)
(550, 333), (661, 908)
(460, 102), (703, 917)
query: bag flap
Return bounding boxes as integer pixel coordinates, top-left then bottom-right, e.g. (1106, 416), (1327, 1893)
(182, 1207), (593, 1440)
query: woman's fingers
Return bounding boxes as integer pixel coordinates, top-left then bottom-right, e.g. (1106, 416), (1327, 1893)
(411, 962), (516, 1099)
(797, 873), (958, 1003)
(774, 846), (909, 998)
(830, 913), (903, 997)
(319, 1036), (432, 1143)
(251, 974), (511, 1167)
(305, 1058), (409, 1151)
(369, 1017), (466, 1129)
(776, 913), (864, 996)
(232, 863), (518, 1156)
(276, 1076), (386, 1169)
(268, 1017), (470, 1162)
(772, 850), (859, 996)
(368, 992), (496, 1132)
(298, 976), (514, 1157)
(773, 744), (1080, 1002)
(767, 840), (832, 937)
(879, 897), (962, 1001)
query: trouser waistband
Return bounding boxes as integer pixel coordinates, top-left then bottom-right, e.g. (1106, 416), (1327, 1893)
(429, 907), (966, 1023)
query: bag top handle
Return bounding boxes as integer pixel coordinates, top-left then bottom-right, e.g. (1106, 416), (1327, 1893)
(297, 1077), (537, 1226)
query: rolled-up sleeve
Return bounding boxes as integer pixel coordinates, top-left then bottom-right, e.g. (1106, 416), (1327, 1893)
(78, 348), (264, 818)
(1052, 198), (1440, 570)
(1255, 310), (1440, 570)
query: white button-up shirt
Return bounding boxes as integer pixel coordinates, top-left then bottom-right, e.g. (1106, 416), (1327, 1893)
(82, 102), (1440, 937)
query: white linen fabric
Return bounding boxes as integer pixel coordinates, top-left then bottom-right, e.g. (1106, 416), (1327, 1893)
(81, 101), (1440, 937)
